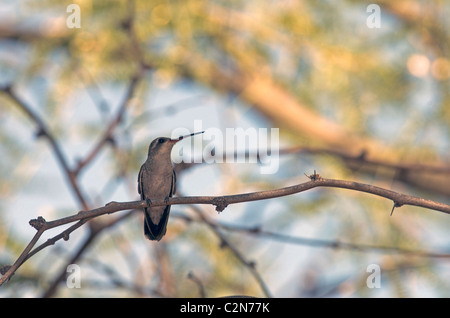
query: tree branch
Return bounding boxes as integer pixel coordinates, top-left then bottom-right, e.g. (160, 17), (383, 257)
(73, 72), (143, 176)
(1, 70), (145, 296)
(1, 177), (449, 286)
(24, 177), (450, 232)
(205, 219), (450, 259)
(1, 85), (89, 210)
(188, 203), (272, 298)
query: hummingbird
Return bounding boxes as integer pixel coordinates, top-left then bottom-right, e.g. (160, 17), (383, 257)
(138, 131), (204, 241)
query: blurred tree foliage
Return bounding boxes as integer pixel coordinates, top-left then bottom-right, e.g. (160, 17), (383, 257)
(0, 0), (449, 297)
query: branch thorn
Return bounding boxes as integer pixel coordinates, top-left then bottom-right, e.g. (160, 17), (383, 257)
(213, 197), (228, 213)
(305, 170), (322, 181)
(390, 201), (403, 216)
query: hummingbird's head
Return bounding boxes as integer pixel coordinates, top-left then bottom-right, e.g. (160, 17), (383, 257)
(147, 131), (205, 158)
(147, 137), (178, 157)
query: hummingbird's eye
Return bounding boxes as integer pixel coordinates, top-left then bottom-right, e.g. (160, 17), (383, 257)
(158, 138), (165, 144)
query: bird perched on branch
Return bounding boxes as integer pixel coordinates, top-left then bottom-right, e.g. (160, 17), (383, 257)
(138, 131), (204, 240)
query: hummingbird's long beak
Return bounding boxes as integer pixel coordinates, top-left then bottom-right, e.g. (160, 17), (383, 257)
(170, 131), (205, 143)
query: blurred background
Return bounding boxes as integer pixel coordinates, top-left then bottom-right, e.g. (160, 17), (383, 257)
(0, 0), (449, 297)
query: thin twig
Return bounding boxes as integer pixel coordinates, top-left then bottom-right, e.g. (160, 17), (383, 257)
(188, 204), (272, 298)
(281, 146), (450, 174)
(73, 72), (143, 176)
(209, 220), (450, 259)
(187, 271), (207, 298)
(0, 64), (145, 295)
(1, 85), (89, 210)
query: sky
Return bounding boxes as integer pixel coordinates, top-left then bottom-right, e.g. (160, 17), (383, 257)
(1, 0), (449, 297)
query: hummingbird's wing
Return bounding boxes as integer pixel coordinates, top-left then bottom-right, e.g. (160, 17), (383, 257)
(172, 168), (176, 195)
(142, 168), (176, 241)
(138, 164), (155, 238)
(137, 164), (144, 197)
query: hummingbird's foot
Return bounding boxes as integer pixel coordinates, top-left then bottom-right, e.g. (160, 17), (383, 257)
(146, 198), (152, 206)
(164, 196), (170, 204)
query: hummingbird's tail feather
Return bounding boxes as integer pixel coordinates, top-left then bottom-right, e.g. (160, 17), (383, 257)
(144, 208), (170, 241)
